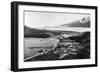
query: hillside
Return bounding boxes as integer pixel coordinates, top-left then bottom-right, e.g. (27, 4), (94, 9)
(24, 26), (80, 38)
(48, 17), (90, 28)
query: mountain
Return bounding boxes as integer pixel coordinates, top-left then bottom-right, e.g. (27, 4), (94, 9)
(45, 16), (90, 28)
(24, 26), (80, 38)
(24, 26), (52, 38)
(61, 16), (90, 28)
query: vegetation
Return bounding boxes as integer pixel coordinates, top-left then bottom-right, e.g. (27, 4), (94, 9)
(25, 32), (90, 62)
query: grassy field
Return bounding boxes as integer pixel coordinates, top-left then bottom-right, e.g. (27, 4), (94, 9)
(24, 38), (59, 59)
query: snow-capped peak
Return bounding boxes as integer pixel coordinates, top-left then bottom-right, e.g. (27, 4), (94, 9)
(80, 16), (90, 24)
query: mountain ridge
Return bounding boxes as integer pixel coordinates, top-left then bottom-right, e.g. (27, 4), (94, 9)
(43, 16), (90, 29)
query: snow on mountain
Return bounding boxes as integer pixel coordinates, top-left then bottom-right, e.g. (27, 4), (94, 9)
(43, 16), (90, 29)
(80, 16), (90, 24)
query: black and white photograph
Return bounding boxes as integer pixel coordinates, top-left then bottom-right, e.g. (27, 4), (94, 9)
(24, 11), (91, 62)
(11, 1), (97, 71)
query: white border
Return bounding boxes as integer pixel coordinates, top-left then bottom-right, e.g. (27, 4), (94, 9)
(18, 5), (96, 68)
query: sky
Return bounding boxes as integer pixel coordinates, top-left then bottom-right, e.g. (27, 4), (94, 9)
(24, 11), (90, 28)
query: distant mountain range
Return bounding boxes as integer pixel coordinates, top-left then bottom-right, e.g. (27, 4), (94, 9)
(44, 16), (90, 28)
